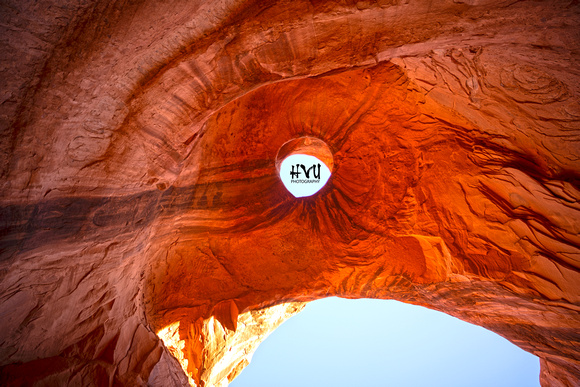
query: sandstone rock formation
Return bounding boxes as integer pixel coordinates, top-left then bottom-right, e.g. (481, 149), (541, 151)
(0, 0), (579, 386)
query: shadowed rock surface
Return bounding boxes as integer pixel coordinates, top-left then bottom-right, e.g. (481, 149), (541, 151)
(0, 0), (579, 386)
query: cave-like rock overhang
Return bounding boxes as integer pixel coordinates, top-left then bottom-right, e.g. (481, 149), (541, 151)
(0, 1), (578, 386)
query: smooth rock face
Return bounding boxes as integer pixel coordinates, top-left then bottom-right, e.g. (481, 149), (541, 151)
(0, 1), (579, 386)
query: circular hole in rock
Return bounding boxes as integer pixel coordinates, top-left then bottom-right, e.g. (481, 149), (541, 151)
(276, 137), (333, 198)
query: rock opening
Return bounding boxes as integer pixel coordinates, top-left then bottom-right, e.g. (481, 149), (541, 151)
(276, 137), (333, 197)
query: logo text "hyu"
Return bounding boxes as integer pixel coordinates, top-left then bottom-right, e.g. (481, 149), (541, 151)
(290, 164), (321, 179)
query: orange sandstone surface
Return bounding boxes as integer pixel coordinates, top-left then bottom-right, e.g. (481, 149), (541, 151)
(0, 1), (579, 386)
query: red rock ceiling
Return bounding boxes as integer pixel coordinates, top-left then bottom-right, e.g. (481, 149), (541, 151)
(0, 0), (579, 386)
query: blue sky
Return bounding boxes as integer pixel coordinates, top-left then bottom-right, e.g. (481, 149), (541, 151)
(230, 297), (540, 387)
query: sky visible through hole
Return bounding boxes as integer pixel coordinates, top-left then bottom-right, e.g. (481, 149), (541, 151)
(279, 154), (331, 198)
(230, 298), (540, 387)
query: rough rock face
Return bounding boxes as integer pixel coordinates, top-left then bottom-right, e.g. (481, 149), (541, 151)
(0, 0), (579, 386)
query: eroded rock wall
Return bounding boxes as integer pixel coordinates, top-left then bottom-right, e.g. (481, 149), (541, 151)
(0, 0), (579, 386)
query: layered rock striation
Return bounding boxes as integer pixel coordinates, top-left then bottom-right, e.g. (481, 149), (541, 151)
(0, 0), (579, 386)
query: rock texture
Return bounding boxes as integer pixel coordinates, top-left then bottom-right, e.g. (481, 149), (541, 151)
(0, 0), (579, 386)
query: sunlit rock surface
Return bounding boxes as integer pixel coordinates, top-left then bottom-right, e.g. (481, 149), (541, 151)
(0, 0), (579, 386)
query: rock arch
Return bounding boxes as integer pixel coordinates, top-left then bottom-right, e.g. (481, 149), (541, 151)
(0, 1), (578, 386)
